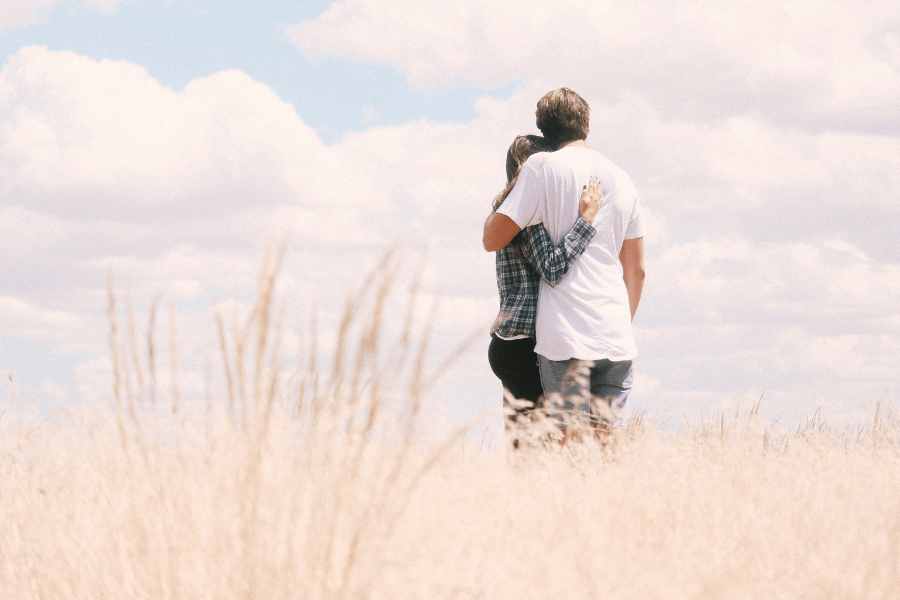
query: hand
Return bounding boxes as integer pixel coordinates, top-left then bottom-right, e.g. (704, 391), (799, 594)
(579, 177), (603, 223)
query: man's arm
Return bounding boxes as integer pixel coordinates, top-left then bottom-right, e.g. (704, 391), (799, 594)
(619, 237), (645, 321)
(483, 160), (543, 252)
(482, 211), (522, 252)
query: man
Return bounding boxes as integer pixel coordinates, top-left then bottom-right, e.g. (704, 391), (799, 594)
(482, 88), (646, 436)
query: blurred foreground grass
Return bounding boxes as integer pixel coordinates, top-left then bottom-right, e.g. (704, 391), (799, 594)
(2, 247), (900, 599)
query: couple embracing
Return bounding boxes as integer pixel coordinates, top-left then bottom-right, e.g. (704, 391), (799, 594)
(483, 88), (646, 445)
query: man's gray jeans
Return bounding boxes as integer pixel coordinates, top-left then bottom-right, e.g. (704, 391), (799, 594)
(538, 356), (633, 429)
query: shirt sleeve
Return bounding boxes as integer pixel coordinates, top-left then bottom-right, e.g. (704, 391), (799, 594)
(517, 218), (596, 287)
(625, 193), (646, 240)
(496, 160), (544, 229)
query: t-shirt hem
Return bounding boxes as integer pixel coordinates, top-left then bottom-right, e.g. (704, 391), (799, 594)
(493, 332), (532, 341)
(534, 348), (638, 362)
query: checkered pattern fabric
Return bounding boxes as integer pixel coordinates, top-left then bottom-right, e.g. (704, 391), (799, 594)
(491, 217), (595, 339)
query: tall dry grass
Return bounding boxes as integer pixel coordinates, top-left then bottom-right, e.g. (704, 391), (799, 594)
(3, 247), (900, 599)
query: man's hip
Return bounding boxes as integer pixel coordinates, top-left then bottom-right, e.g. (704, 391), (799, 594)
(538, 356), (633, 430)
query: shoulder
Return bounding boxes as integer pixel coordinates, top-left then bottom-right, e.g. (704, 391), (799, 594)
(521, 151), (553, 174)
(590, 151), (637, 193)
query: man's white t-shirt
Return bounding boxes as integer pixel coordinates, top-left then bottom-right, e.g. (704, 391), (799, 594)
(497, 145), (645, 361)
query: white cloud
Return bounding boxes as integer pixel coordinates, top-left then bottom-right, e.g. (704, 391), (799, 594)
(580, 95), (900, 263)
(39, 379), (68, 402)
(1, 45), (898, 423)
(0, 47), (507, 418)
(1, 48), (325, 220)
(0, 295), (88, 340)
(288, 0), (900, 133)
(632, 232), (900, 420)
(0, 0), (56, 30)
(645, 236), (900, 329)
(0, 0), (120, 31)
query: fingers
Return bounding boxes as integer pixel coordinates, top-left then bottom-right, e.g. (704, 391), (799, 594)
(581, 177), (603, 205)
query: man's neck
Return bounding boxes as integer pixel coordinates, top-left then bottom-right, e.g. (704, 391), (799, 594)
(557, 139), (590, 149)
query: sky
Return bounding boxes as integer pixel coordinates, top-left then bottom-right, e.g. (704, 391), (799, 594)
(1, 0), (899, 431)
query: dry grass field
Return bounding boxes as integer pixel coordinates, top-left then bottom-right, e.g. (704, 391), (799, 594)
(3, 249), (900, 599)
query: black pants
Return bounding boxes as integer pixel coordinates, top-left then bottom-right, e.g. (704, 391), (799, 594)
(488, 334), (544, 429)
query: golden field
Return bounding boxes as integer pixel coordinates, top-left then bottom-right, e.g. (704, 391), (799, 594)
(3, 250), (899, 599)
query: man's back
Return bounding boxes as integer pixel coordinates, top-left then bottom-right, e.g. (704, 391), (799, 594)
(497, 145), (645, 361)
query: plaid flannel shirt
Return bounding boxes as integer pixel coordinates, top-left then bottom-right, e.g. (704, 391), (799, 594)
(491, 217), (596, 339)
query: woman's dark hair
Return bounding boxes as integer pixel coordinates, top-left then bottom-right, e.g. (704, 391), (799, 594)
(492, 134), (552, 212)
(492, 134), (552, 269)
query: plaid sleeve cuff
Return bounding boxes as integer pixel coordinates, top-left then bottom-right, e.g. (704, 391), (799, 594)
(565, 217), (596, 254)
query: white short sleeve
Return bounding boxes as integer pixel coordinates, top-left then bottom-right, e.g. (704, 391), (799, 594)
(624, 194), (646, 240)
(496, 160), (543, 229)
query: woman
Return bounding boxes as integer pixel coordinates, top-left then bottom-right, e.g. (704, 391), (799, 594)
(487, 135), (603, 441)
